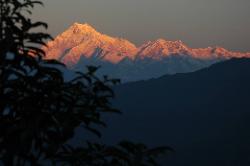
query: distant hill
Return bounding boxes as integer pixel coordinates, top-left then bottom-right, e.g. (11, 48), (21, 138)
(100, 58), (250, 166)
(44, 23), (250, 82)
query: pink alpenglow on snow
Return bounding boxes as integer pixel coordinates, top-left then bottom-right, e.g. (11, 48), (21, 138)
(44, 23), (250, 66)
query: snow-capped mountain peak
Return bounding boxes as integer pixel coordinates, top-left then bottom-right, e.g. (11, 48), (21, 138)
(44, 23), (138, 65)
(70, 22), (97, 33)
(137, 39), (191, 60)
(42, 23), (250, 82)
(44, 23), (250, 66)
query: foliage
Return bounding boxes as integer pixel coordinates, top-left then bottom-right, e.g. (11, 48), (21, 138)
(56, 141), (172, 166)
(0, 0), (171, 165)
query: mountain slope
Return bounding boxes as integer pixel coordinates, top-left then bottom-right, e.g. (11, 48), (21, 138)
(44, 23), (137, 65)
(100, 58), (250, 166)
(44, 23), (250, 82)
(136, 39), (191, 60)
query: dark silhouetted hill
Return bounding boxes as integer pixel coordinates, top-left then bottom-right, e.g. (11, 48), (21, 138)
(101, 58), (250, 166)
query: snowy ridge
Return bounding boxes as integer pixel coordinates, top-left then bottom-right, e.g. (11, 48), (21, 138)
(44, 22), (250, 66)
(43, 23), (250, 82)
(44, 23), (137, 66)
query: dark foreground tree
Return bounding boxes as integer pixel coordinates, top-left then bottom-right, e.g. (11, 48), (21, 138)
(0, 0), (172, 165)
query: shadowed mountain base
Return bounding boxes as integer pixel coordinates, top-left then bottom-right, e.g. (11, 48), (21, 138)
(99, 58), (250, 166)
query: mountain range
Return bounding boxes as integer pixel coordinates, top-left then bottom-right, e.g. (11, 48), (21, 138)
(44, 23), (250, 82)
(44, 23), (250, 165)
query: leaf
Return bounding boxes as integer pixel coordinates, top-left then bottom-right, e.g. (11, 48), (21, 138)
(85, 126), (102, 138)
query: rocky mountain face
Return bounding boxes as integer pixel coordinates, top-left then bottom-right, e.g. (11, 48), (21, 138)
(44, 23), (137, 65)
(44, 23), (250, 82)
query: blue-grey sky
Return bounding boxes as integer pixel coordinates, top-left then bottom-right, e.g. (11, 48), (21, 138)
(33, 0), (250, 51)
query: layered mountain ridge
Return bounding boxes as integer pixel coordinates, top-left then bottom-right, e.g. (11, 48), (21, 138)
(109, 58), (250, 166)
(44, 23), (250, 81)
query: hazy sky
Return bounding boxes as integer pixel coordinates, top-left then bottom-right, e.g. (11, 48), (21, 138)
(33, 0), (250, 51)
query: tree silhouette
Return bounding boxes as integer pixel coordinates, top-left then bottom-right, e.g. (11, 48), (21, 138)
(0, 0), (172, 165)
